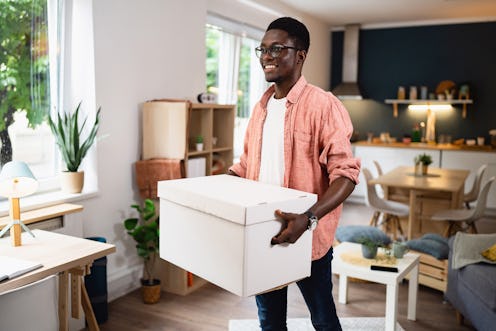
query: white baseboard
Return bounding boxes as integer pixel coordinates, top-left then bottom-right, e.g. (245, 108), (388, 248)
(107, 264), (142, 302)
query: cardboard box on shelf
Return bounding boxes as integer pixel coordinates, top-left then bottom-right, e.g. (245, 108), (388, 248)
(158, 175), (317, 296)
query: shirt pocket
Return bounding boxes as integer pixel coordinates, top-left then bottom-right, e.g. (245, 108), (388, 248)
(292, 131), (314, 168)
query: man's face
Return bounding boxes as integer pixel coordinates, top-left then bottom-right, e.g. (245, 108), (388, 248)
(259, 29), (300, 84)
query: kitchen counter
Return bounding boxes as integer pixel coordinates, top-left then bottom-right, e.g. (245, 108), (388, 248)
(353, 141), (495, 153)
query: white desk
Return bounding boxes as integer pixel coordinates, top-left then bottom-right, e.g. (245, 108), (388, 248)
(332, 242), (419, 331)
(0, 230), (116, 331)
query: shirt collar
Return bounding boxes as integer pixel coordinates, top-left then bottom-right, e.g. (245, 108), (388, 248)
(260, 76), (308, 108)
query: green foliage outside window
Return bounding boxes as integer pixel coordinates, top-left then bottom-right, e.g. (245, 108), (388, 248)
(0, 0), (50, 165)
(205, 25), (254, 119)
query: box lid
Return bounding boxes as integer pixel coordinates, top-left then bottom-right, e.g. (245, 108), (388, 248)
(158, 175), (317, 226)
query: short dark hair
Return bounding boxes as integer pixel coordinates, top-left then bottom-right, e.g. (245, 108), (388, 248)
(266, 17), (310, 52)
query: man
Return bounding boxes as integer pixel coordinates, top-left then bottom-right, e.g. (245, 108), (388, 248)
(228, 17), (360, 331)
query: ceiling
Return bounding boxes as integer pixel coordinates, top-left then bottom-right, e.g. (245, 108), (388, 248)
(279, 0), (496, 27)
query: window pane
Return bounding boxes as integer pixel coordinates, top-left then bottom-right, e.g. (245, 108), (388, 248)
(0, 0), (59, 191)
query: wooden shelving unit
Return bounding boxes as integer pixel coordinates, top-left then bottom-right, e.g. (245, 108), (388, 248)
(384, 99), (473, 118)
(142, 100), (235, 295)
(186, 103), (235, 176)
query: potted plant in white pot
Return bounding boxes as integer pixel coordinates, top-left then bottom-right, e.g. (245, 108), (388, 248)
(48, 101), (100, 193)
(123, 198), (161, 304)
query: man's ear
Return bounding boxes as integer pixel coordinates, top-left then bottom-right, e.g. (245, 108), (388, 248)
(297, 50), (307, 64)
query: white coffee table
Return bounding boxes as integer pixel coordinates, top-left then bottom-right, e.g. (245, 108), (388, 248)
(332, 242), (419, 331)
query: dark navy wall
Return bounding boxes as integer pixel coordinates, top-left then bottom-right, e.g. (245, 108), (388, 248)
(331, 22), (496, 143)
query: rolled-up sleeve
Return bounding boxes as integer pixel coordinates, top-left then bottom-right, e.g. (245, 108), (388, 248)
(318, 95), (360, 185)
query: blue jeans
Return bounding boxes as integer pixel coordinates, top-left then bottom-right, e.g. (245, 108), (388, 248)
(255, 247), (342, 331)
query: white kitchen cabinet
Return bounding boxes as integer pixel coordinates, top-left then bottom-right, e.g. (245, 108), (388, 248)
(351, 145), (441, 202)
(441, 151), (496, 209)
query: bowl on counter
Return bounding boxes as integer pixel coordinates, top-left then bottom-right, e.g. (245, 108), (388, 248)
(466, 139), (476, 146)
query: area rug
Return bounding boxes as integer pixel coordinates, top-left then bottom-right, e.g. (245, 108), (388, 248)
(229, 317), (404, 331)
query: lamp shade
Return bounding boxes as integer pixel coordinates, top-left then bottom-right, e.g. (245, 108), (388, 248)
(0, 161), (38, 198)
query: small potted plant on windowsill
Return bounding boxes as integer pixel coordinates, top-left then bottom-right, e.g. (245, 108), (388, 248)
(357, 237), (384, 259)
(47, 101), (101, 193)
(414, 153), (433, 175)
(123, 198), (161, 304)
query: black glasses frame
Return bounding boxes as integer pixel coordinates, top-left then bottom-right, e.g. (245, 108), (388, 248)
(254, 44), (299, 58)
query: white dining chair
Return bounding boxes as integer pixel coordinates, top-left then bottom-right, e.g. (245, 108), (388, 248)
(363, 167), (410, 240)
(463, 164), (487, 209)
(431, 176), (495, 237)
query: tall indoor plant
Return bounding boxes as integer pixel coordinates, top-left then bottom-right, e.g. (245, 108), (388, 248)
(48, 101), (101, 193)
(123, 198), (161, 304)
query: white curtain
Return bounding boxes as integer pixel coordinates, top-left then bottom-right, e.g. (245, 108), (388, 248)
(217, 32), (241, 105)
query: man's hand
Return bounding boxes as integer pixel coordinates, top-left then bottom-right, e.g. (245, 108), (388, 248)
(271, 209), (308, 245)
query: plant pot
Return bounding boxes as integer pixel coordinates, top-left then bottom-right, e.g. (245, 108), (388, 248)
(422, 164), (428, 175)
(141, 279), (161, 304)
(361, 244), (378, 259)
(60, 171), (84, 193)
(196, 143), (204, 151)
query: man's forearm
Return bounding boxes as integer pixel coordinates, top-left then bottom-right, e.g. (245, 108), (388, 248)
(305, 177), (355, 219)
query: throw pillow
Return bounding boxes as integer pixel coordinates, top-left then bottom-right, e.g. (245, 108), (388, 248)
(421, 233), (448, 245)
(406, 238), (449, 260)
(335, 225), (391, 246)
(481, 243), (496, 261)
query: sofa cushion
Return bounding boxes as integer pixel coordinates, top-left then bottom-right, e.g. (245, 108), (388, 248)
(335, 225), (391, 246)
(458, 262), (496, 311)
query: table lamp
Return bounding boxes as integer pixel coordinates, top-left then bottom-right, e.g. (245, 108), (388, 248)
(0, 161), (38, 246)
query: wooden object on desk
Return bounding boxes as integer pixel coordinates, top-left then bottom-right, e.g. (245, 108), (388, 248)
(369, 166), (469, 239)
(0, 230), (116, 331)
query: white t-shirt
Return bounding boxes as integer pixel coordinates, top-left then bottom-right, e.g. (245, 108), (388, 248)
(258, 94), (286, 186)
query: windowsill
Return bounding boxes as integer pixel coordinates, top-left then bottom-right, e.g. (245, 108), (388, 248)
(0, 189), (99, 218)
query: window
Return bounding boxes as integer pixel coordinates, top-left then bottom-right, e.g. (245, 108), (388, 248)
(205, 15), (268, 159)
(0, 0), (63, 192)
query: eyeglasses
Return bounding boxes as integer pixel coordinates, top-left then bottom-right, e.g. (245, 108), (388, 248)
(254, 44), (299, 58)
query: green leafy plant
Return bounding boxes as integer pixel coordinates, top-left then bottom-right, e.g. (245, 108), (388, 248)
(414, 153), (433, 166)
(356, 237), (384, 249)
(123, 199), (160, 285)
(48, 101), (101, 172)
(196, 135), (204, 144)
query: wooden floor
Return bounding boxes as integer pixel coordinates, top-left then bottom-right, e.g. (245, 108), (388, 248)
(98, 202), (481, 331)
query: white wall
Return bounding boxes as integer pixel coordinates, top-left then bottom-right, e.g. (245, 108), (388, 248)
(80, 0), (331, 301)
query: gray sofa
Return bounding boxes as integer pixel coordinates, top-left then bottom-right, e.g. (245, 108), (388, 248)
(447, 235), (496, 331)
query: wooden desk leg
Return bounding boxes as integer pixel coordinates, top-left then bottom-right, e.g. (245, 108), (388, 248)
(81, 281), (100, 331)
(70, 267), (84, 319)
(408, 190), (418, 240)
(58, 271), (69, 331)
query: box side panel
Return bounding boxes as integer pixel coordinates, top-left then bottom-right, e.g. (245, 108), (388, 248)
(160, 199), (244, 296)
(243, 220), (312, 296)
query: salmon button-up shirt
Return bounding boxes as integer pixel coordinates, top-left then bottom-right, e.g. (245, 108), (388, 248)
(230, 76), (361, 260)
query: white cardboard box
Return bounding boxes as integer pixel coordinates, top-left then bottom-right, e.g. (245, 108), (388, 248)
(158, 175), (317, 296)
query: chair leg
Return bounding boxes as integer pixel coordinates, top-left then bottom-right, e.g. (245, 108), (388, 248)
(468, 222), (478, 234)
(369, 211), (380, 227)
(394, 215), (405, 239)
(443, 221), (455, 237)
